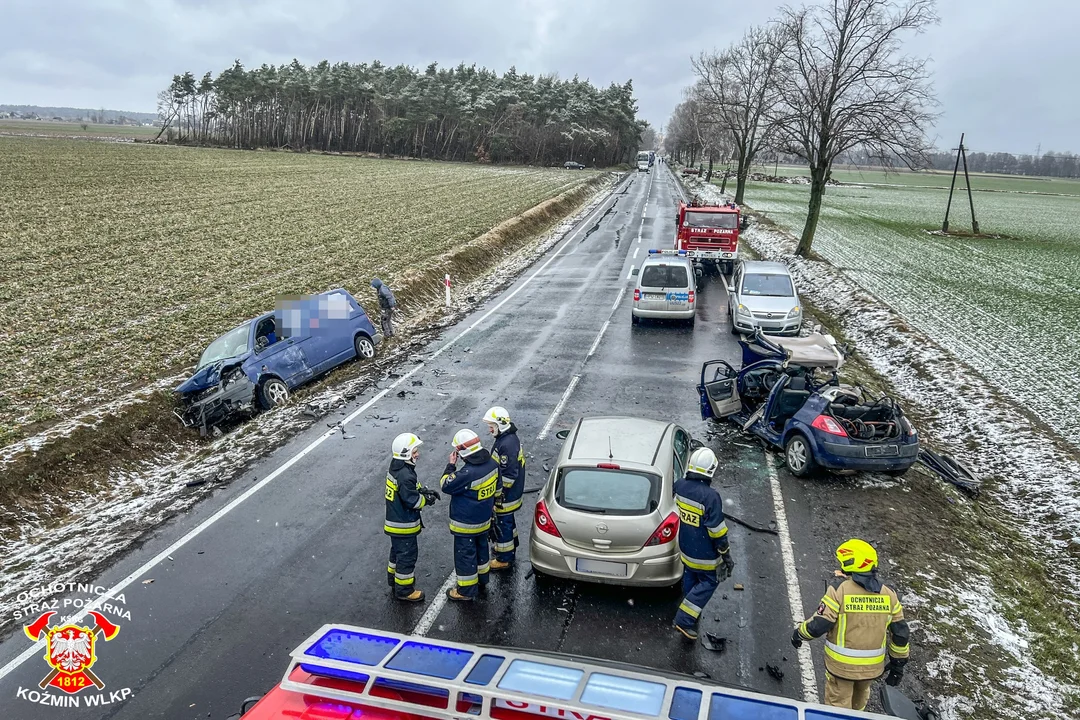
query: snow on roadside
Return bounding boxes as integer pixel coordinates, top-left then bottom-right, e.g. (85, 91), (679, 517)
(685, 177), (1079, 717)
(0, 177), (619, 629)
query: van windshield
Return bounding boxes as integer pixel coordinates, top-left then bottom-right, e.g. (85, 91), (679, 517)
(198, 323), (251, 369)
(556, 468), (660, 516)
(685, 212), (737, 229)
(640, 265), (689, 288)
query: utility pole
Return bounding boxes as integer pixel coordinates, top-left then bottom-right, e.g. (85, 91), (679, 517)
(942, 133), (963, 233)
(960, 140), (979, 235)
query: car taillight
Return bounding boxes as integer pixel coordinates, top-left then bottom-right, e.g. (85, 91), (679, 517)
(644, 512), (679, 547)
(688, 290), (695, 304)
(596, 463), (621, 469)
(633, 288), (640, 302)
(812, 414), (848, 437)
(534, 500), (561, 537)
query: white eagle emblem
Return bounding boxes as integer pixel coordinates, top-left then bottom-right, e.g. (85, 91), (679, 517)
(50, 628), (93, 672)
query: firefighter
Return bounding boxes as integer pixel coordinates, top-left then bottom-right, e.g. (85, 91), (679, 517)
(440, 429), (499, 601)
(483, 406), (524, 569)
(791, 538), (910, 711)
(672, 447), (734, 640)
(384, 433), (440, 602)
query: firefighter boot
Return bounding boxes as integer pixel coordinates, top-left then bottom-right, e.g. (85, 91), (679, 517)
(675, 624), (699, 641)
(395, 589), (425, 603)
(490, 558), (512, 571)
(446, 587), (473, 602)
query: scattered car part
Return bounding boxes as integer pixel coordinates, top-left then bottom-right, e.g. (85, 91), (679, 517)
(918, 449), (981, 497)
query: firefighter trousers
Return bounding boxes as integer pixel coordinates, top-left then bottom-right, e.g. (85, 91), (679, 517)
(492, 510), (519, 562)
(453, 534), (490, 598)
(824, 671), (873, 711)
(387, 535), (419, 598)
(674, 568), (718, 630)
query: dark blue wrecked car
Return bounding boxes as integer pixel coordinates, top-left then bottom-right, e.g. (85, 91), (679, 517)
(698, 330), (919, 477)
(175, 288), (382, 434)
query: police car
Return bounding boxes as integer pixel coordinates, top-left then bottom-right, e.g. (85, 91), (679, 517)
(227, 625), (932, 720)
(631, 250), (697, 326)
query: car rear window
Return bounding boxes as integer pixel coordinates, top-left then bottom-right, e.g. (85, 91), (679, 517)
(742, 273), (794, 297)
(556, 468), (660, 516)
(640, 265), (689, 288)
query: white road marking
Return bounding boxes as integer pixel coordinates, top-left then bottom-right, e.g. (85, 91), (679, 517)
(411, 574), (459, 636)
(0, 175), (628, 684)
(765, 453), (820, 703)
(587, 321), (611, 358)
(610, 286), (626, 312)
(626, 264), (636, 280)
(633, 247), (639, 259)
(537, 375), (580, 441)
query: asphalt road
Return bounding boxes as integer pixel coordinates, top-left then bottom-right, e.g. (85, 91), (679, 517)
(0, 164), (843, 718)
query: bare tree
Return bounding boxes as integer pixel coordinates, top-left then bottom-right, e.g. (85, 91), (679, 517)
(774, 0), (938, 256)
(692, 25), (787, 204)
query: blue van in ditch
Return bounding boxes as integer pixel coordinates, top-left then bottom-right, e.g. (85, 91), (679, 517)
(175, 288), (383, 434)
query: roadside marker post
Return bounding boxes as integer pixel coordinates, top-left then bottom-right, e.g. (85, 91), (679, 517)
(445, 274), (451, 307)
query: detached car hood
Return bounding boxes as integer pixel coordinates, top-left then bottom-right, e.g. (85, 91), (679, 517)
(176, 353), (250, 394)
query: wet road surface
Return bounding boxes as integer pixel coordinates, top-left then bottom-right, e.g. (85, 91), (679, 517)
(0, 164), (843, 718)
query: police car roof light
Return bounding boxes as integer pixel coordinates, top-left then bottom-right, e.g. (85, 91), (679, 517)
(279, 624), (896, 720)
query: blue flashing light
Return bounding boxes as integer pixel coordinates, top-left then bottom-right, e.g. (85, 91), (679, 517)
(580, 673), (666, 715)
(305, 628), (399, 667)
(299, 663), (370, 684)
(708, 692), (797, 720)
(498, 660), (583, 701)
(648, 249), (661, 254)
(465, 654), (506, 686)
(669, 687), (702, 720)
(386, 640), (474, 680)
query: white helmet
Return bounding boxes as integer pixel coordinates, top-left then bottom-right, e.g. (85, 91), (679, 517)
(482, 406), (512, 433)
(687, 447), (718, 478)
(452, 429), (483, 457)
(391, 433), (423, 462)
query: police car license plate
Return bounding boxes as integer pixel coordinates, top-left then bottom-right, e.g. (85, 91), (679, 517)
(865, 444), (899, 458)
(576, 559), (628, 576)
(644, 293), (665, 300)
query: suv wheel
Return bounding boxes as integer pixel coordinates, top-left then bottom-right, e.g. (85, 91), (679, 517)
(258, 379), (289, 410)
(784, 434), (816, 477)
(354, 334), (375, 360)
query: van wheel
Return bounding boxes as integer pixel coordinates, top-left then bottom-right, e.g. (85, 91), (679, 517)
(258, 378), (289, 410)
(354, 334), (375, 360)
(784, 434), (816, 478)
(631, 314), (640, 326)
(686, 316), (696, 328)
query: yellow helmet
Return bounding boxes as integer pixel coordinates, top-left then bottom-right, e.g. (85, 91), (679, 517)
(836, 538), (878, 573)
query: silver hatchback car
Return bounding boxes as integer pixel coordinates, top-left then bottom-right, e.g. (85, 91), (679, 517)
(729, 260), (803, 336)
(529, 416), (693, 586)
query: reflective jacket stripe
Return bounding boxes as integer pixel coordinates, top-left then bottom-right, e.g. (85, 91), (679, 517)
(495, 498), (523, 513)
(450, 520), (491, 534)
(680, 553), (719, 570)
(889, 642), (909, 655)
(470, 470), (499, 489)
(825, 641), (886, 665)
(708, 520), (728, 539)
(384, 520), (421, 534)
(822, 595), (841, 613)
(675, 496), (705, 513)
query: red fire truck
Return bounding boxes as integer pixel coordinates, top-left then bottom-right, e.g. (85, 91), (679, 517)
(228, 624), (928, 720)
(674, 199), (746, 275)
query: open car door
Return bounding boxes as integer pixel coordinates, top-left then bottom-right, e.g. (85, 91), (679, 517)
(698, 360), (741, 420)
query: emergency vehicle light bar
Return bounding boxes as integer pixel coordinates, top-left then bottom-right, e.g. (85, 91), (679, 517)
(280, 625), (892, 720)
(647, 249), (688, 256)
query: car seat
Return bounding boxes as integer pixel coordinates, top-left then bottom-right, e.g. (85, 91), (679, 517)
(769, 376), (811, 429)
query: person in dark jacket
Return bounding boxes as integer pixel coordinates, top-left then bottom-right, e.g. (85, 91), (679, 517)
(385, 432), (439, 602)
(673, 447), (734, 639)
(483, 406), (525, 569)
(370, 278), (396, 339)
(440, 429), (499, 601)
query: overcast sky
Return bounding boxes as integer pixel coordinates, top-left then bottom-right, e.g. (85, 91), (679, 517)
(1, 0), (1075, 154)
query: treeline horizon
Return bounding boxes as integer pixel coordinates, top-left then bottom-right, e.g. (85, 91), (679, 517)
(156, 59), (646, 166)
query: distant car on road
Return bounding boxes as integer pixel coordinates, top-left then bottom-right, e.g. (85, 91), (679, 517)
(175, 288), (382, 434)
(631, 250), (697, 326)
(563, 161), (586, 170)
(530, 415), (697, 587)
(729, 260), (803, 336)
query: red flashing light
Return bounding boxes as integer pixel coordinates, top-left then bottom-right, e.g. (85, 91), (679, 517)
(812, 414), (848, 437)
(534, 500), (561, 537)
(645, 512), (679, 547)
